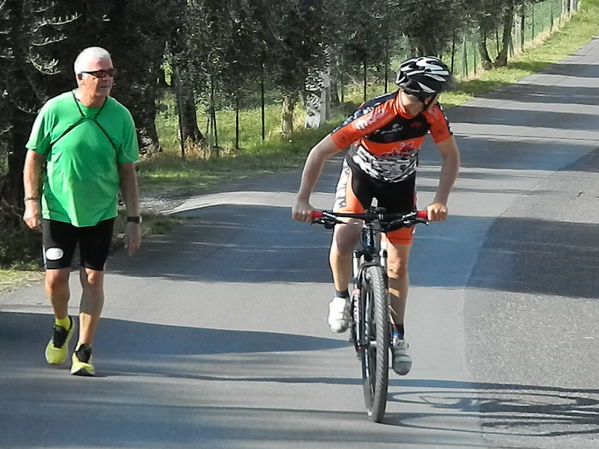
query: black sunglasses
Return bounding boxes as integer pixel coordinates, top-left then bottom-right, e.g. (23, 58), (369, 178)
(405, 91), (435, 102)
(79, 68), (116, 79)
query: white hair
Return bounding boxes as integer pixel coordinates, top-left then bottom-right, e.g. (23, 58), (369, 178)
(73, 47), (112, 75)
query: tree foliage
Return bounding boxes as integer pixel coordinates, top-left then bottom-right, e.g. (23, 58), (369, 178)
(325, 0), (402, 101)
(176, 0), (330, 137)
(0, 0), (82, 224)
(466, 0), (545, 68)
(391, 0), (468, 56)
(0, 0), (577, 229)
(0, 0), (183, 224)
(101, 0), (185, 152)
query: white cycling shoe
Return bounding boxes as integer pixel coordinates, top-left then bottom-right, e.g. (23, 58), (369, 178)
(391, 337), (412, 375)
(328, 296), (351, 333)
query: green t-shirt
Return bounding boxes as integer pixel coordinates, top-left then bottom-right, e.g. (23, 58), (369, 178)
(26, 92), (139, 227)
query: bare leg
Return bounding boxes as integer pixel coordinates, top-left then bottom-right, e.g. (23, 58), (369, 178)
(78, 267), (105, 345)
(385, 240), (413, 327)
(386, 239), (414, 375)
(329, 220), (361, 291)
(45, 268), (71, 319)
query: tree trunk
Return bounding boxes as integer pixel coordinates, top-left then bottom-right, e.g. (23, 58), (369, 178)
(182, 97), (202, 142)
(209, 82), (219, 155)
(304, 69), (330, 129)
(172, 65), (203, 149)
(477, 25), (493, 70)
(362, 59), (367, 103)
(235, 95), (240, 150)
(281, 93), (296, 137)
(132, 95), (162, 155)
(330, 79), (340, 107)
(495, 0), (515, 67)
(261, 77), (266, 140)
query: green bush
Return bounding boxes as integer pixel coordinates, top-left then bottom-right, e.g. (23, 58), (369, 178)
(0, 225), (43, 270)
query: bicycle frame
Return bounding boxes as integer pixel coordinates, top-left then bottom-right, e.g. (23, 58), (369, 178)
(314, 206), (428, 290)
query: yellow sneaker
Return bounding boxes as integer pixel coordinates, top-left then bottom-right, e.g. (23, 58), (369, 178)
(70, 344), (95, 376)
(45, 317), (75, 365)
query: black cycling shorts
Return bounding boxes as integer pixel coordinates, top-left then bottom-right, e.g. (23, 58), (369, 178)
(333, 160), (417, 245)
(42, 218), (115, 271)
(334, 160), (416, 214)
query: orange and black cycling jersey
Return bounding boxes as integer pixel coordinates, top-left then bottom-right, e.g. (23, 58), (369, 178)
(330, 90), (452, 183)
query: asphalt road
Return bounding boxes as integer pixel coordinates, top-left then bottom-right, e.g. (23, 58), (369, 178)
(2, 38), (599, 449)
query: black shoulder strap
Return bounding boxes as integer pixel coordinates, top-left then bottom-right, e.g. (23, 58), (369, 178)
(49, 92), (117, 151)
(90, 101), (118, 151)
(48, 92), (86, 147)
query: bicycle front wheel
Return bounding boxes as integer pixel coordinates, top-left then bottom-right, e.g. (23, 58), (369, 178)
(360, 264), (390, 422)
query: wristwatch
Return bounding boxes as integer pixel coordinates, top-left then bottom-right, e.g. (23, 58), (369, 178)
(126, 216), (142, 224)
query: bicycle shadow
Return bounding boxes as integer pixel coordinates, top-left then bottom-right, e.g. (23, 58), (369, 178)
(384, 378), (599, 439)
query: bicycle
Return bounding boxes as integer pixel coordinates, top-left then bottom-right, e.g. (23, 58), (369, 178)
(311, 207), (428, 422)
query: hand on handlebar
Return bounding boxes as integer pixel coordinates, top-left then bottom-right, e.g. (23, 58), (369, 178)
(426, 202), (448, 222)
(292, 199), (315, 223)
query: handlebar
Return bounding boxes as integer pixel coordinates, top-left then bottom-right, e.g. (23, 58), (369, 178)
(311, 208), (428, 230)
(311, 209), (428, 220)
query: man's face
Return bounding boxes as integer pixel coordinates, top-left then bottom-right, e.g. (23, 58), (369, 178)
(77, 57), (115, 97)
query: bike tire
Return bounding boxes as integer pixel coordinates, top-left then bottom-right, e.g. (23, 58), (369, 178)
(360, 264), (390, 422)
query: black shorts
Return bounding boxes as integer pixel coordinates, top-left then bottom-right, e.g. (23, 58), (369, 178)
(42, 218), (115, 271)
(333, 160), (417, 244)
(334, 160), (416, 214)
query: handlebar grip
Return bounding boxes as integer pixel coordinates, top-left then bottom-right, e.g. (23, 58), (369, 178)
(311, 211), (324, 219)
(416, 210), (429, 219)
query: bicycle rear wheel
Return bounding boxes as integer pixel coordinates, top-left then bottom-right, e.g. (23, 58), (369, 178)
(360, 264), (389, 422)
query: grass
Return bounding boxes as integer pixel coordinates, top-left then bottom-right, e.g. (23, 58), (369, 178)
(138, 124), (333, 196)
(0, 226), (45, 292)
(141, 94), (319, 196)
(1, 0), (598, 287)
(0, 269), (44, 294)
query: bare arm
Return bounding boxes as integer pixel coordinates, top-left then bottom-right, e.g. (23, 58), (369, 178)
(292, 134), (343, 222)
(427, 135), (460, 221)
(22, 150), (45, 230)
(118, 162), (141, 255)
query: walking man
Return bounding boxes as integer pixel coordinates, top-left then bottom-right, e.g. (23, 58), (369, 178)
(23, 46), (141, 376)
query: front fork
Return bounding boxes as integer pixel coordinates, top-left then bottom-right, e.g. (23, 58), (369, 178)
(350, 246), (389, 354)
(350, 249), (362, 351)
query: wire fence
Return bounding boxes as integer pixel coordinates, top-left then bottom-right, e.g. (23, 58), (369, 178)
(448, 0), (579, 78)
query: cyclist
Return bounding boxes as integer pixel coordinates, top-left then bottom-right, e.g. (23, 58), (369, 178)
(292, 56), (460, 375)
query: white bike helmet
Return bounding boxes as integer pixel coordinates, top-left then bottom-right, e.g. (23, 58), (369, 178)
(396, 56), (454, 98)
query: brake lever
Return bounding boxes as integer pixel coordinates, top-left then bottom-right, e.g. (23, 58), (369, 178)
(381, 216), (428, 232)
(312, 217), (341, 229)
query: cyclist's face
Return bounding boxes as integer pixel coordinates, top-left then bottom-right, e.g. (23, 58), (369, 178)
(402, 91), (439, 113)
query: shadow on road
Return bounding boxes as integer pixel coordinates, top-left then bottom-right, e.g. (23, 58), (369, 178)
(469, 215), (599, 299)
(110, 204), (334, 284)
(3, 312), (597, 447)
(108, 200), (599, 299)
(385, 378), (599, 439)
(1, 312), (347, 376)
